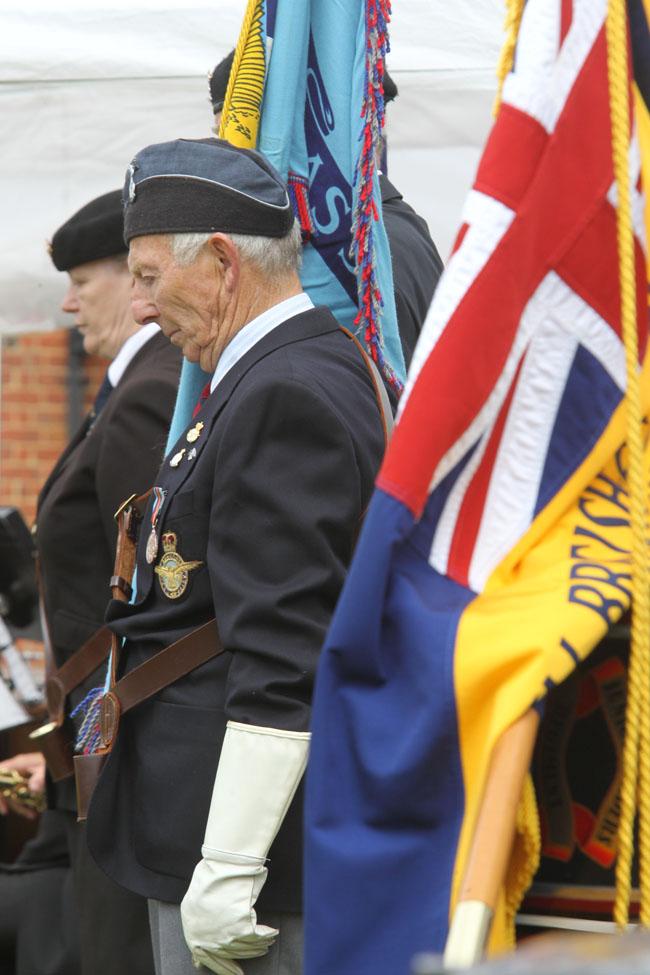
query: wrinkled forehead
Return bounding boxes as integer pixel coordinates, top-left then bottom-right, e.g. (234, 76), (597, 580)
(127, 234), (172, 274)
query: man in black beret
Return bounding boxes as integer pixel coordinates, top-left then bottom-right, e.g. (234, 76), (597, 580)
(209, 53), (443, 369)
(0, 190), (182, 975)
(85, 138), (391, 975)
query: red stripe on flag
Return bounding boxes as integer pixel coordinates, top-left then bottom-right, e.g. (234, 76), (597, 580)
(560, 0), (573, 47)
(378, 26), (614, 517)
(475, 103), (549, 212)
(446, 356), (524, 586)
(556, 198), (648, 358)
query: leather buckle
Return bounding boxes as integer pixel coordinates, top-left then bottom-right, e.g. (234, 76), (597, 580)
(99, 691), (121, 749)
(109, 575), (133, 600)
(113, 493), (137, 522)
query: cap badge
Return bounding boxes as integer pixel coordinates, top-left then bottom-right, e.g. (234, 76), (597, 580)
(154, 532), (203, 599)
(127, 163), (137, 202)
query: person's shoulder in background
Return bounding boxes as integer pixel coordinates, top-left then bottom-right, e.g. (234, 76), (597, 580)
(380, 173), (444, 370)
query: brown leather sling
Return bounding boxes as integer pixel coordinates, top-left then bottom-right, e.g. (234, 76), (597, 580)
(30, 556), (112, 782)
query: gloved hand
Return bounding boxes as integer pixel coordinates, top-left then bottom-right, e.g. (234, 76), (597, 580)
(181, 721), (310, 973)
(182, 851), (277, 975)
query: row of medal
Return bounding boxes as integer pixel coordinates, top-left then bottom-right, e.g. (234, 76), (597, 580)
(170, 420), (204, 469)
(146, 420), (205, 564)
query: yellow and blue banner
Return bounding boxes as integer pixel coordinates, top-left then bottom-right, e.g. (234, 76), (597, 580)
(304, 1), (650, 972)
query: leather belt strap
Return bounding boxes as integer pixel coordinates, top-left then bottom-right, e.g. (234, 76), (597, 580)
(100, 620), (223, 747)
(45, 626), (112, 723)
(110, 490), (151, 603)
(111, 620), (221, 715)
(339, 327), (395, 446)
(107, 489), (153, 688)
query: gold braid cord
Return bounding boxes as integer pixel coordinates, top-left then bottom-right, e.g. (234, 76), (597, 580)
(219, 0), (266, 149)
(493, 0), (525, 117)
(607, 0), (650, 929)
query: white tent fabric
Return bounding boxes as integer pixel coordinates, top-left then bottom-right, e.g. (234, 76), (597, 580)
(0, 1), (504, 334)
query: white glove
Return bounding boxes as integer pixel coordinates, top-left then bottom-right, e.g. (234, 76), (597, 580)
(181, 721), (310, 974)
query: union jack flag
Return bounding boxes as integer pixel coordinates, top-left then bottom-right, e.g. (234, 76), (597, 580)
(305, 1), (650, 973)
(382, 0), (648, 587)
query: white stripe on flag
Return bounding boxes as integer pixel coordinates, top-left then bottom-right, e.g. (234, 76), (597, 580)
(468, 270), (626, 589)
(428, 424), (492, 578)
(503, 0), (606, 134)
(607, 134), (647, 250)
(469, 323), (578, 591)
(399, 190), (515, 417)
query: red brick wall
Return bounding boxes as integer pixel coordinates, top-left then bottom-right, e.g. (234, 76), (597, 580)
(1, 329), (106, 525)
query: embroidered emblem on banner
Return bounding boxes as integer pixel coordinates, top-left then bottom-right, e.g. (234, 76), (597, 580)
(535, 653), (627, 870)
(154, 532), (202, 599)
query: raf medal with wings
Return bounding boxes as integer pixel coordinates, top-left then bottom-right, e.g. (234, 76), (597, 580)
(154, 531), (203, 599)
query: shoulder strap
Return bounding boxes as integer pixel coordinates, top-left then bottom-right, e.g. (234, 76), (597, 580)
(339, 327), (394, 446)
(34, 555), (111, 725)
(100, 620), (223, 747)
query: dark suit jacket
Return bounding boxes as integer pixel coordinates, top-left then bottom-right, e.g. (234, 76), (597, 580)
(36, 330), (181, 811)
(86, 306), (388, 912)
(381, 174), (444, 369)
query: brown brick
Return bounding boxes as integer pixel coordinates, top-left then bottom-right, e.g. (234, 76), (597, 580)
(1, 329), (108, 523)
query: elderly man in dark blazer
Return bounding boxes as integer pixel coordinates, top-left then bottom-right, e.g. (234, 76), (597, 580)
(85, 138), (391, 975)
(0, 190), (181, 975)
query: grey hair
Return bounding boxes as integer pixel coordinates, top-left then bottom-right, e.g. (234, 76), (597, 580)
(170, 220), (303, 276)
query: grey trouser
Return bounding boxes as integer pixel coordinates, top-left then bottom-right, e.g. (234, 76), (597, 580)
(148, 899), (303, 975)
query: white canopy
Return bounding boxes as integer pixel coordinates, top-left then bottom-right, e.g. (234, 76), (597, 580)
(0, 0), (504, 333)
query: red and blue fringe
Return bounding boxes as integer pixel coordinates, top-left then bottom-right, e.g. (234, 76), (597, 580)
(350, 0), (402, 394)
(288, 172), (315, 241)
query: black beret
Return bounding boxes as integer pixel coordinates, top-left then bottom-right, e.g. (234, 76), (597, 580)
(123, 137), (294, 242)
(209, 50), (235, 114)
(49, 190), (126, 271)
(383, 68), (398, 104)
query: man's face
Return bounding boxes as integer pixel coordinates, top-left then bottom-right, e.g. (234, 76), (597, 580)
(61, 258), (132, 359)
(129, 235), (229, 370)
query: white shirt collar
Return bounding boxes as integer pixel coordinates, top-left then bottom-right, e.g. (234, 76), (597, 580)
(108, 323), (161, 387)
(210, 293), (314, 393)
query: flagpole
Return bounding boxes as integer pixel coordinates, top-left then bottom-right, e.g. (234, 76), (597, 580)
(442, 709), (539, 969)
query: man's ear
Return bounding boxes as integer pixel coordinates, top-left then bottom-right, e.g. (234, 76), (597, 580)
(208, 233), (240, 294)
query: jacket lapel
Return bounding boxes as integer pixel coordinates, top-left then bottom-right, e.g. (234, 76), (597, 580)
(161, 305), (339, 495)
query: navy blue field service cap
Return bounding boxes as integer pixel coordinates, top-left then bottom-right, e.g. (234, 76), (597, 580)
(123, 137), (294, 243)
(50, 190), (126, 271)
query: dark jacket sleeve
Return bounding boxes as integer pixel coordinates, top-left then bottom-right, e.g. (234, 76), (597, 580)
(95, 374), (175, 552)
(381, 175), (444, 369)
(208, 375), (364, 733)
